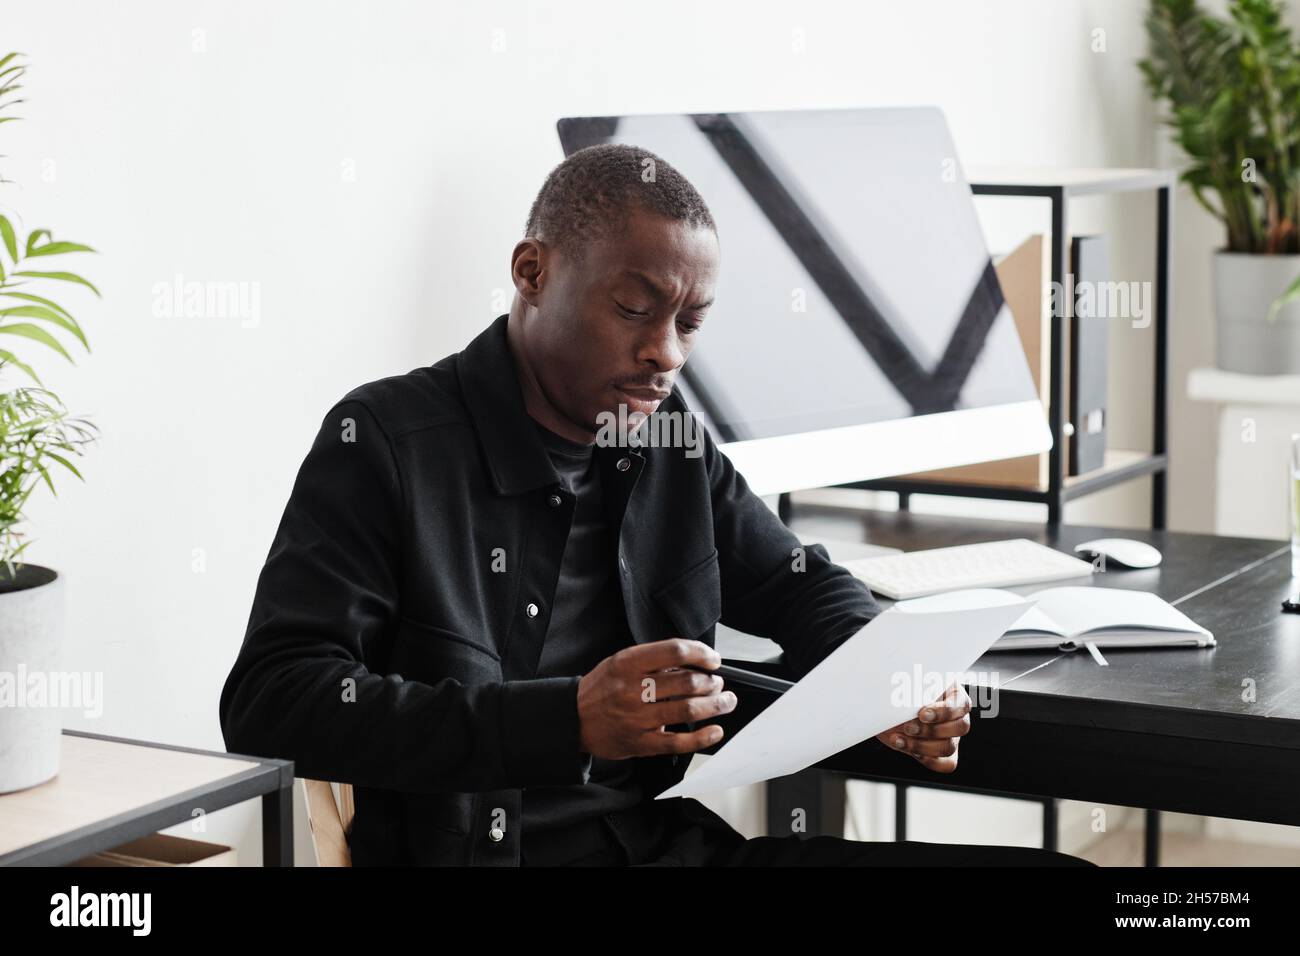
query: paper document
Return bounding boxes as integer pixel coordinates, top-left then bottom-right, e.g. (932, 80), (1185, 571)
(656, 594), (1032, 800)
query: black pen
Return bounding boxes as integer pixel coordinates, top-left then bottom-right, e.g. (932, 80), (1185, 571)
(691, 662), (795, 695)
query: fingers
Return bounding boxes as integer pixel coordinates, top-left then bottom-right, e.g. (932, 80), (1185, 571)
(623, 638), (721, 674)
(880, 685), (972, 773)
(897, 713), (971, 739)
(917, 684), (971, 724)
(643, 667), (724, 702)
(643, 723), (726, 755)
(645, 688), (737, 727)
(883, 730), (959, 759)
(591, 639), (736, 757)
(915, 738), (959, 773)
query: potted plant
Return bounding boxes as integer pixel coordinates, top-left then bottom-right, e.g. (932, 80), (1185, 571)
(1142, 0), (1300, 375)
(0, 51), (100, 793)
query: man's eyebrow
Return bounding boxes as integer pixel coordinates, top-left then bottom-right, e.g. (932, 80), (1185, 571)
(621, 270), (713, 310)
(621, 269), (668, 298)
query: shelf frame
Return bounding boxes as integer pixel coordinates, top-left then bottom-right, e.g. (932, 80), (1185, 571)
(809, 169), (1174, 527)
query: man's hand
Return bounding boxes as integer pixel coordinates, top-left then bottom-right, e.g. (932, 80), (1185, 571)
(577, 638), (737, 760)
(875, 683), (971, 773)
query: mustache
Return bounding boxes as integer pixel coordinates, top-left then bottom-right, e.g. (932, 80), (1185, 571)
(614, 378), (672, 391)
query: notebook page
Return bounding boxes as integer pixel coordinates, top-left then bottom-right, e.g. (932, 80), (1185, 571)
(1030, 586), (1209, 638)
(894, 588), (1066, 637)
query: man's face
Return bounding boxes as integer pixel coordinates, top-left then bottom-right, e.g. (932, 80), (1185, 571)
(515, 206), (719, 436)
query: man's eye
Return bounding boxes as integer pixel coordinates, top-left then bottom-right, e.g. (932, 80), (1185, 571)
(615, 301), (648, 317)
(679, 322), (702, 335)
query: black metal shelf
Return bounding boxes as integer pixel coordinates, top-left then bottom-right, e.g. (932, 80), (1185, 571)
(848, 450), (1169, 507)
(0, 730), (294, 867)
(798, 167), (1175, 527)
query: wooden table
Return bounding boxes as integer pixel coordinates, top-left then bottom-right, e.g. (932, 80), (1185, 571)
(0, 731), (293, 866)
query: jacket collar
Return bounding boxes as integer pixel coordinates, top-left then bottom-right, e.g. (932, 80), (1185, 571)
(456, 313), (644, 496)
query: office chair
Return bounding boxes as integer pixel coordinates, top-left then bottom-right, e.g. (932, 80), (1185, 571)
(301, 778), (355, 867)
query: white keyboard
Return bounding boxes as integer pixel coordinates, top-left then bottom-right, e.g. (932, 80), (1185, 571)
(840, 538), (1095, 600)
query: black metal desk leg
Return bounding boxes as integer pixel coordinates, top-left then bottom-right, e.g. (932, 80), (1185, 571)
(1042, 797), (1059, 851)
(1151, 185), (1170, 532)
(1145, 809), (1161, 867)
(766, 770), (846, 838)
(262, 782), (294, 867)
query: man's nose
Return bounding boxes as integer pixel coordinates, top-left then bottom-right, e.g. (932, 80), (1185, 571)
(635, 323), (685, 372)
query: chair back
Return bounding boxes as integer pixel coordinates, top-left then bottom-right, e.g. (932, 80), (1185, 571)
(301, 778), (355, 867)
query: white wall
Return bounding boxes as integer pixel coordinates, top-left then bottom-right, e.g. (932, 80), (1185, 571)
(4, 0), (1212, 864)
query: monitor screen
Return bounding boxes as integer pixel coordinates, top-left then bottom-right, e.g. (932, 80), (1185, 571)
(557, 108), (1039, 445)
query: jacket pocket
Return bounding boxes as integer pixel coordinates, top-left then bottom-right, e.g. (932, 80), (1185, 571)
(390, 615), (502, 686)
(652, 548), (722, 643)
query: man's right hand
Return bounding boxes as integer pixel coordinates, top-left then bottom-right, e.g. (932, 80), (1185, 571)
(577, 638), (737, 760)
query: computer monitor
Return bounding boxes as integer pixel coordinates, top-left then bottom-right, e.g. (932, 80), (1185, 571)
(556, 107), (1051, 497)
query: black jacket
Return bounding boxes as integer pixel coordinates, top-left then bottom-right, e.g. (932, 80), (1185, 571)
(219, 314), (881, 865)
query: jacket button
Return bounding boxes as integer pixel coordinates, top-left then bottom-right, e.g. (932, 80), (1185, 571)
(547, 493), (562, 507)
(488, 827), (504, 843)
(616, 457), (631, 472)
(525, 602), (539, 618)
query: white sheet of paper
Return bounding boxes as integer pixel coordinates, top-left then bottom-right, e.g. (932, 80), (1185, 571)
(656, 596), (1033, 800)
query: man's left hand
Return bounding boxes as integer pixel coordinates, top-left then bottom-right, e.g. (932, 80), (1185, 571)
(875, 683), (971, 773)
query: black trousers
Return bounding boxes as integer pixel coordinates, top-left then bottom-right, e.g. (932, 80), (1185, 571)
(681, 833), (1091, 866)
(524, 799), (1096, 867)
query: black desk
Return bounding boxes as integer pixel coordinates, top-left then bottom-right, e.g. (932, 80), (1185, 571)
(715, 505), (1297, 864)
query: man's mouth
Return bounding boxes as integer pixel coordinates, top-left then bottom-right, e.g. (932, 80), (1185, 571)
(616, 385), (669, 414)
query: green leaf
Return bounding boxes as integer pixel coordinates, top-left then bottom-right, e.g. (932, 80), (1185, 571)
(0, 303), (89, 350)
(42, 451), (83, 481)
(0, 322), (73, 362)
(34, 461), (56, 497)
(0, 216), (17, 263)
(23, 229), (49, 253)
(1267, 269), (1300, 321)
(0, 347), (40, 384)
(26, 240), (96, 258)
(0, 291), (74, 318)
(12, 270), (101, 296)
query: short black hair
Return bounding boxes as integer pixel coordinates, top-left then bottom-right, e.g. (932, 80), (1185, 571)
(524, 143), (716, 256)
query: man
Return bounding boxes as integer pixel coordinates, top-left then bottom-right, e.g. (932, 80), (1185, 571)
(219, 143), (1090, 866)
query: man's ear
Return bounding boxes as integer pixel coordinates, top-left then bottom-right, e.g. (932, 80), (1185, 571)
(511, 237), (547, 309)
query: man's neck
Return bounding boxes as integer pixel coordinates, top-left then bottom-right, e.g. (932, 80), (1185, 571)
(505, 306), (596, 446)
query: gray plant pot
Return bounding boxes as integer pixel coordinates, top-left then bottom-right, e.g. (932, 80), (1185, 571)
(1213, 251), (1300, 375)
(0, 564), (66, 793)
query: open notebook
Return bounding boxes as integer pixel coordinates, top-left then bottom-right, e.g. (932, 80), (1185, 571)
(896, 586), (1214, 651)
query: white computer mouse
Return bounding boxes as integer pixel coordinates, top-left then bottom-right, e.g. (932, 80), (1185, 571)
(1073, 538), (1162, 569)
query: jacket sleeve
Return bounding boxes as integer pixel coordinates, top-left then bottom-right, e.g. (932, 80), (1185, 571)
(701, 422), (882, 679)
(218, 398), (589, 794)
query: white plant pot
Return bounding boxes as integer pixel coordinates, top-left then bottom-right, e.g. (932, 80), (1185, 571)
(0, 565), (66, 793)
(1213, 251), (1300, 375)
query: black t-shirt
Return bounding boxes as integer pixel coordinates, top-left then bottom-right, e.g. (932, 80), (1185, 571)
(519, 418), (645, 863)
